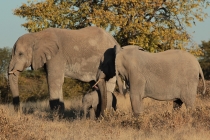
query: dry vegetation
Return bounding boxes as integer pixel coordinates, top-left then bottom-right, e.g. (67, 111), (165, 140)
(1, 80), (210, 140)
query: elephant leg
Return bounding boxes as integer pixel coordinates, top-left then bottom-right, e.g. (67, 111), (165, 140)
(13, 96), (20, 112)
(58, 88), (64, 114)
(48, 76), (65, 113)
(130, 92), (144, 117)
(95, 99), (101, 118)
(112, 93), (117, 111)
(129, 85), (144, 116)
(129, 76), (145, 116)
(89, 108), (96, 120)
(46, 61), (65, 114)
(106, 77), (116, 114)
(181, 83), (197, 112)
(173, 99), (183, 110)
(83, 105), (87, 120)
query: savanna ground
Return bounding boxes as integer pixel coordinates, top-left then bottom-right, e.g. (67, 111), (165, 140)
(1, 80), (210, 140)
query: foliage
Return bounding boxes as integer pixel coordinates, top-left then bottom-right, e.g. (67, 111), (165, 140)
(0, 47), (11, 103)
(199, 40), (210, 80)
(18, 69), (48, 102)
(14, 0), (210, 53)
(17, 69), (90, 102)
(0, 47), (11, 84)
(63, 78), (91, 99)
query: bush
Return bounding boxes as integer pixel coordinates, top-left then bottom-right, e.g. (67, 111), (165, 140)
(18, 69), (91, 102)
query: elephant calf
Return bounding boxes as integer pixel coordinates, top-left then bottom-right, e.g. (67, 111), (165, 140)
(82, 90), (116, 119)
(82, 89), (133, 119)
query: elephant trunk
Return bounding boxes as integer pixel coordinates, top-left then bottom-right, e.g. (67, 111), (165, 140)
(97, 78), (107, 116)
(116, 68), (127, 95)
(114, 45), (125, 95)
(8, 62), (20, 112)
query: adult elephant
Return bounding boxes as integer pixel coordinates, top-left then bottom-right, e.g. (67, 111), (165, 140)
(8, 26), (119, 114)
(105, 45), (205, 116)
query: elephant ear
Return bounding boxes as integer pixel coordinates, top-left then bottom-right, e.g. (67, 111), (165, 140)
(96, 48), (116, 80)
(114, 45), (122, 55)
(32, 39), (59, 70)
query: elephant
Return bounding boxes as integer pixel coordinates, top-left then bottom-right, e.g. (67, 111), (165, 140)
(82, 89), (133, 119)
(112, 45), (206, 116)
(8, 26), (120, 114)
(82, 90), (116, 120)
(95, 45), (144, 115)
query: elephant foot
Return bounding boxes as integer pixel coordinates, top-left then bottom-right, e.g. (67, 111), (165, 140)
(58, 101), (65, 118)
(133, 112), (143, 119)
(133, 113), (140, 118)
(13, 96), (20, 112)
(173, 99), (183, 110)
(89, 108), (96, 120)
(49, 99), (60, 110)
(49, 99), (65, 118)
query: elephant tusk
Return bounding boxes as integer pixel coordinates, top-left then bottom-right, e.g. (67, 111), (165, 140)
(9, 70), (17, 74)
(93, 85), (99, 89)
(92, 79), (101, 89)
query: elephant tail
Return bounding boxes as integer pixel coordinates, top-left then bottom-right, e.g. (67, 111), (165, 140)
(199, 65), (206, 95)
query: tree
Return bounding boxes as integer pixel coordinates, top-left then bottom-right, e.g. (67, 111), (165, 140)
(0, 47), (11, 83)
(199, 40), (210, 79)
(0, 47), (11, 103)
(14, 0), (209, 53)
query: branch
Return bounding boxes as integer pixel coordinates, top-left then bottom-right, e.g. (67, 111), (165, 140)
(144, 1), (168, 22)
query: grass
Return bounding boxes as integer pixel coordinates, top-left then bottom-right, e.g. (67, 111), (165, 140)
(1, 80), (210, 140)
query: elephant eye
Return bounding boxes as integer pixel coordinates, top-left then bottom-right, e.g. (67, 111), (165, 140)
(19, 52), (23, 56)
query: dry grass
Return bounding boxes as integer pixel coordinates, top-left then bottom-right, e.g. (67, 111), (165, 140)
(1, 80), (210, 140)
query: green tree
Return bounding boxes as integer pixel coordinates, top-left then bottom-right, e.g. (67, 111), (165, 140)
(0, 47), (11, 84)
(14, 0), (209, 53)
(0, 47), (11, 103)
(18, 69), (91, 102)
(199, 40), (210, 80)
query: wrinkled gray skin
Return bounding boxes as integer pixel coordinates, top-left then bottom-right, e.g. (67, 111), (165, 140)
(114, 45), (206, 115)
(8, 27), (119, 114)
(82, 90), (116, 120)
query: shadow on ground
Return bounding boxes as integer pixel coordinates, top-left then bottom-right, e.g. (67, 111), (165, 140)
(22, 105), (85, 121)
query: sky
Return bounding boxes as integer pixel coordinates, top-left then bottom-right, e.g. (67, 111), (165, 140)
(0, 1), (210, 49)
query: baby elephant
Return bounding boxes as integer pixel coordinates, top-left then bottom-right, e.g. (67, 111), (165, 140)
(82, 90), (116, 119)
